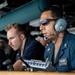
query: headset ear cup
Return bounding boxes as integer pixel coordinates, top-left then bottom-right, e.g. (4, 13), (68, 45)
(54, 18), (67, 32)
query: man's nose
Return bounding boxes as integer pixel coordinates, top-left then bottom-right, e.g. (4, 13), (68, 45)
(40, 25), (45, 31)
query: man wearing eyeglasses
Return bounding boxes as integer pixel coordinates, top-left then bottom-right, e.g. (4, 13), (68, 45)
(40, 5), (75, 72)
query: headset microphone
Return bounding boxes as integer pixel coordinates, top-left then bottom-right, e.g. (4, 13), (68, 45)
(44, 33), (57, 40)
(44, 37), (47, 40)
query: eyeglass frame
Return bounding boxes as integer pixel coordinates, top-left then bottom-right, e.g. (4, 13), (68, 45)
(39, 19), (57, 26)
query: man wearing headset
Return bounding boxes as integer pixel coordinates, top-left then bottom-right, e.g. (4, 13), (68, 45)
(40, 5), (75, 72)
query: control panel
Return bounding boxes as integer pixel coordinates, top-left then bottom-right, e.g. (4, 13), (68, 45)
(22, 59), (56, 72)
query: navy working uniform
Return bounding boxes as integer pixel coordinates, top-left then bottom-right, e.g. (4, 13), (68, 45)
(16, 38), (45, 61)
(44, 31), (75, 72)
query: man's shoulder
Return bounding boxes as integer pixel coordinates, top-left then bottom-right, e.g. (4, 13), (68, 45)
(25, 38), (44, 49)
(64, 32), (75, 46)
(26, 39), (38, 45)
(66, 31), (75, 38)
(27, 38), (43, 45)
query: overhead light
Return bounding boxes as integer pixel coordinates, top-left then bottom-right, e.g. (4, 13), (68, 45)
(29, 19), (40, 27)
(30, 31), (40, 36)
(67, 27), (75, 34)
(0, 0), (8, 9)
(30, 31), (42, 36)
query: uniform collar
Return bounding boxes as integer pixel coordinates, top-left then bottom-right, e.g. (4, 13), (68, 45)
(60, 31), (70, 50)
(54, 31), (70, 64)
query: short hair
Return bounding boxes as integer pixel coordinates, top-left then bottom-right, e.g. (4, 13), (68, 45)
(42, 5), (63, 19)
(5, 23), (28, 37)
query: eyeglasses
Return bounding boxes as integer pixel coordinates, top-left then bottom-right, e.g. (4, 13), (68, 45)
(39, 19), (57, 26)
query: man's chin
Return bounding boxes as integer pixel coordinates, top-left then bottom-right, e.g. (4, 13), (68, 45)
(13, 48), (18, 51)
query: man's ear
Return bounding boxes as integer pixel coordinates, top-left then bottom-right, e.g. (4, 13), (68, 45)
(20, 34), (25, 40)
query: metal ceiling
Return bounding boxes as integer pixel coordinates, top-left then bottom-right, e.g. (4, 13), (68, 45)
(0, 0), (75, 39)
(0, 0), (75, 16)
(0, 0), (75, 22)
(0, 0), (32, 15)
